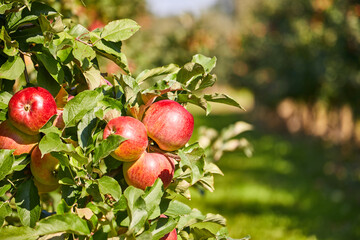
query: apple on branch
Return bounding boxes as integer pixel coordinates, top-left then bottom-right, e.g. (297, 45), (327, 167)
(0, 120), (40, 155)
(103, 116), (148, 162)
(8, 87), (58, 135)
(123, 152), (175, 190)
(142, 100), (194, 152)
(30, 145), (60, 188)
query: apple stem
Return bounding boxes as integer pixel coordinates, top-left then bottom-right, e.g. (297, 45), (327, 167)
(149, 145), (181, 161)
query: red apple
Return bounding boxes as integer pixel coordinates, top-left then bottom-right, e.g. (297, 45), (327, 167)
(88, 19), (105, 31)
(123, 152), (175, 190)
(0, 120), (40, 155)
(142, 100), (194, 152)
(103, 116), (148, 162)
(8, 87), (57, 135)
(30, 145), (59, 186)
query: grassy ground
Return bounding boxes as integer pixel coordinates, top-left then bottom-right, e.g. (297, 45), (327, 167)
(185, 114), (360, 240)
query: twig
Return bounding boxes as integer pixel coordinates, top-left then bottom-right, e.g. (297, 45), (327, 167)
(149, 145), (181, 161)
(75, 37), (94, 47)
(20, 53), (30, 84)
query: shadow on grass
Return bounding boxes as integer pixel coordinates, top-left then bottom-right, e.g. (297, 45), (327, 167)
(189, 114), (360, 240)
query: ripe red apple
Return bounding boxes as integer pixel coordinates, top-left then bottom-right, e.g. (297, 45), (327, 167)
(8, 87), (57, 135)
(103, 116), (148, 162)
(0, 120), (40, 155)
(30, 145), (59, 186)
(142, 100), (194, 152)
(123, 152), (175, 190)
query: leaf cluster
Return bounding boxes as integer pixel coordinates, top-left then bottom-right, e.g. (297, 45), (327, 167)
(0, 1), (243, 239)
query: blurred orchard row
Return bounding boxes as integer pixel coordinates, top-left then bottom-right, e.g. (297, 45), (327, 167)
(43, 0), (360, 147)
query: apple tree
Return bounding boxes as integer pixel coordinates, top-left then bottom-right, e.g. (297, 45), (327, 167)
(0, 1), (245, 239)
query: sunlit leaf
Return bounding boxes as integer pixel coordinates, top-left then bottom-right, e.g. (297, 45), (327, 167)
(101, 19), (140, 42)
(0, 56), (25, 80)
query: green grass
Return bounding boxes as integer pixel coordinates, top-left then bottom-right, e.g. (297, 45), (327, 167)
(185, 114), (360, 240)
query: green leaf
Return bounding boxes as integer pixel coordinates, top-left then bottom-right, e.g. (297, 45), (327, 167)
(38, 15), (64, 35)
(85, 181), (103, 202)
(177, 208), (205, 231)
(56, 199), (71, 215)
(204, 162), (224, 176)
(0, 26), (19, 56)
(93, 134), (126, 163)
(151, 217), (178, 240)
(191, 74), (217, 91)
(0, 56), (25, 80)
(0, 226), (38, 240)
(15, 179), (41, 227)
(50, 152), (70, 167)
(98, 176), (122, 201)
(91, 35), (130, 74)
(73, 41), (96, 67)
(36, 213), (91, 236)
(143, 179), (164, 219)
(164, 200), (192, 217)
(177, 62), (204, 85)
(6, 2), (57, 30)
(124, 186), (148, 235)
(77, 110), (98, 150)
(177, 94), (212, 115)
(82, 67), (104, 90)
(178, 144), (205, 185)
(192, 54), (217, 74)
(101, 19), (140, 42)
(204, 213), (226, 226)
(38, 132), (74, 155)
(38, 132), (88, 164)
(115, 74), (138, 100)
(0, 184), (11, 196)
(100, 96), (124, 111)
(191, 227), (216, 239)
(204, 93), (244, 110)
(36, 66), (61, 97)
(63, 90), (103, 127)
(11, 154), (30, 172)
(0, 149), (14, 181)
(0, 201), (12, 226)
(136, 64), (180, 83)
(36, 51), (65, 84)
(0, 3), (13, 15)
(69, 24), (89, 38)
(198, 174), (215, 192)
(0, 91), (12, 107)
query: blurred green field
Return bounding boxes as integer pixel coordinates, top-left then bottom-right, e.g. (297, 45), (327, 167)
(185, 114), (360, 240)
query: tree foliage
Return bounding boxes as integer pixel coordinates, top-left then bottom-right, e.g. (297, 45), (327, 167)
(0, 1), (244, 239)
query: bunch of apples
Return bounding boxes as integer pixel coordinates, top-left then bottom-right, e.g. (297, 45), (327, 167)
(104, 99), (194, 191)
(0, 86), (194, 193)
